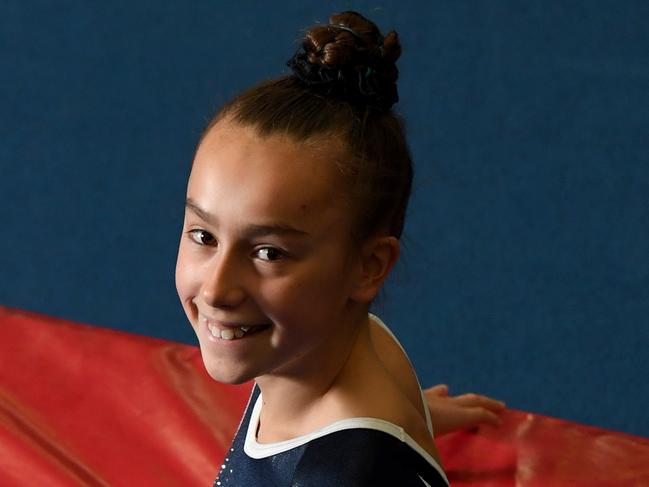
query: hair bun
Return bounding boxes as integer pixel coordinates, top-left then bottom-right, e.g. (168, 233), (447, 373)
(286, 11), (401, 111)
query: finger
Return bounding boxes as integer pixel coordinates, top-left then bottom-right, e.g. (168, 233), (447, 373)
(468, 407), (503, 428)
(452, 393), (506, 411)
(425, 384), (449, 397)
(432, 405), (504, 436)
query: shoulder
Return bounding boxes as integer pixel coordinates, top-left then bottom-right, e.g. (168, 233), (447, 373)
(290, 428), (447, 487)
(368, 315), (417, 382)
(368, 314), (433, 434)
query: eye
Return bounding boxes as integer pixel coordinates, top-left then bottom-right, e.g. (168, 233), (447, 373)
(187, 229), (216, 246)
(255, 247), (283, 262)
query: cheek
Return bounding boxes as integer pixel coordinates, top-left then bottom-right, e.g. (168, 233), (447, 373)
(175, 244), (200, 311)
(260, 260), (351, 320)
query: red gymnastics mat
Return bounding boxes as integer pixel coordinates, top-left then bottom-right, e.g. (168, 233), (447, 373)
(1, 306), (648, 486)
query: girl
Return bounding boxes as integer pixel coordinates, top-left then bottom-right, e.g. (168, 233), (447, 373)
(176, 11), (503, 486)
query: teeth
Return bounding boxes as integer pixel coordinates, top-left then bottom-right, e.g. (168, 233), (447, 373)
(206, 320), (251, 340)
(220, 328), (235, 340)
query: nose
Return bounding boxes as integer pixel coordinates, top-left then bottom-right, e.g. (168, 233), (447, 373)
(200, 247), (247, 309)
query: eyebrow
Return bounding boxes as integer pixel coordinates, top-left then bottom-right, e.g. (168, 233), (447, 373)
(185, 198), (310, 237)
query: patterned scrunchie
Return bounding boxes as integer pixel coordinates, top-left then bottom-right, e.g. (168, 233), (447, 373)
(286, 25), (399, 112)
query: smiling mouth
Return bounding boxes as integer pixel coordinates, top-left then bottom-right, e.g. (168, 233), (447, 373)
(201, 316), (271, 341)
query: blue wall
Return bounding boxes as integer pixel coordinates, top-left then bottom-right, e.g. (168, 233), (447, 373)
(2, 1), (648, 437)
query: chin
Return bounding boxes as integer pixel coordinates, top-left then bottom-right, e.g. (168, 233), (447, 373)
(201, 356), (256, 385)
(207, 370), (254, 385)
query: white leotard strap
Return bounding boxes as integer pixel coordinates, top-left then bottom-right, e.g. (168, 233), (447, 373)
(368, 313), (435, 437)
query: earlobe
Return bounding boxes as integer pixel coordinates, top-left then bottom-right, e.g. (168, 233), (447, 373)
(351, 236), (400, 303)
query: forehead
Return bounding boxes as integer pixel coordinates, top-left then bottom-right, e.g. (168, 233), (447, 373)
(187, 122), (349, 230)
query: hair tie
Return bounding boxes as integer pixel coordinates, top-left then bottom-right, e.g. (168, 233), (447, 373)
(286, 48), (398, 111)
(286, 22), (397, 111)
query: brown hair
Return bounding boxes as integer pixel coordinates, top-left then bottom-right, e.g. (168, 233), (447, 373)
(200, 11), (412, 241)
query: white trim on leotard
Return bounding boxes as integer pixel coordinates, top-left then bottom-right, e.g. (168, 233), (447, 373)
(243, 387), (448, 485)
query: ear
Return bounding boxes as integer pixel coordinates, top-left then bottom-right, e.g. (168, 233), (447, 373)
(350, 236), (400, 303)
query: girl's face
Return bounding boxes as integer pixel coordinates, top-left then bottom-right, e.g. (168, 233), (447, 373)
(175, 121), (364, 384)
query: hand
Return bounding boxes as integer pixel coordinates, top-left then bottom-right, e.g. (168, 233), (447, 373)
(423, 384), (506, 437)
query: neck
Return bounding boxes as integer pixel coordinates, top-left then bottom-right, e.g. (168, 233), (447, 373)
(255, 306), (372, 439)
